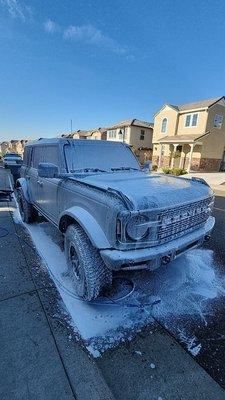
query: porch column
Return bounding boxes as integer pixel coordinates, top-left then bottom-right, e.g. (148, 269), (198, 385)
(171, 144), (179, 168)
(179, 145), (183, 169)
(158, 144), (163, 168)
(187, 143), (194, 173)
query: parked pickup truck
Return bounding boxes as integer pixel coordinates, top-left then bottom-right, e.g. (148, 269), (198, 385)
(16, 138), (215, 300)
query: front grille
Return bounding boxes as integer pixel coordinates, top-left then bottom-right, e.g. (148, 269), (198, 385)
(157, 196), (213, 243)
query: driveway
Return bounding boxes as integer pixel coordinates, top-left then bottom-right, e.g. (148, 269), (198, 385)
(185, 172), (225, 187)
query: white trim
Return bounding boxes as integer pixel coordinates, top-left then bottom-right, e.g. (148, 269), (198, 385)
(179, 107), (207, 114)
(184, 113), (198, 128)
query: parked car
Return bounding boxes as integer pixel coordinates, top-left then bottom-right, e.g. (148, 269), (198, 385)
(3, 152), (22, 168)
(3, 153), (23, 185)
(16, 138), (215, 300)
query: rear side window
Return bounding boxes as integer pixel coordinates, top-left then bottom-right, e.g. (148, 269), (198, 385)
(31, 145), (59, 169)
(42, 146), (59, 165)
(31, 146), (43, 168)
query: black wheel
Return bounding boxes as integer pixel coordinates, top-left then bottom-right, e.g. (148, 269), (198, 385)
(65, 224), (112, 301)
(17, 187), (38, 223)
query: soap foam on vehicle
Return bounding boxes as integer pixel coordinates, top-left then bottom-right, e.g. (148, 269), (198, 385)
(13, 206), (225, 357)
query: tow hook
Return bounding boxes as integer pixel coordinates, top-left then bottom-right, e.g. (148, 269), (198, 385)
(204, 234), (211, 242)
(162, 255), (171, 265)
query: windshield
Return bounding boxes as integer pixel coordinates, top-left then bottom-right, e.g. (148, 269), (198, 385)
(65, 141), (140, 173)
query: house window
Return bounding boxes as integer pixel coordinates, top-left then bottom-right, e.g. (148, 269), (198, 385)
(214, 114), (223, 129)
(140, 129), (145, 140)
(192, 113), (198, 126)
(161, 118), (167, 133)
(185, 115), (191, 127)
(185, 113), (198, 127)
(108, 129), (117, 138)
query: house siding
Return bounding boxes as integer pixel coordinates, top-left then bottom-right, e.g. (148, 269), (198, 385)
(176, 110), (208, 136)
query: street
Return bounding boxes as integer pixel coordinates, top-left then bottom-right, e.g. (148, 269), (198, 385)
(1, 167), (225, 399)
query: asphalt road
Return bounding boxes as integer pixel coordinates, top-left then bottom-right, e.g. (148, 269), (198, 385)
(96, 191), (225, 398)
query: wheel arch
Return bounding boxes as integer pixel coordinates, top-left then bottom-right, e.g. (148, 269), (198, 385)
(59, 206), (111, 249)
(16, 178), (30, 203)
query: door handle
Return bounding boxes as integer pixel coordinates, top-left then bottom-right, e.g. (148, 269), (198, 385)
(37, 180), (43, 187)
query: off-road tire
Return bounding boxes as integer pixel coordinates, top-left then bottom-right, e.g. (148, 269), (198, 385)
(65, 224), (112, 301)
(17, 187), (38, 223)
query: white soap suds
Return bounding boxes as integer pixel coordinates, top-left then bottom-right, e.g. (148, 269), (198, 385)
(12, 203), (225, 358)
(178, 330), (202, 356)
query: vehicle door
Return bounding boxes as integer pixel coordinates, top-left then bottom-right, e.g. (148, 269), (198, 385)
(36, 145), (61, 222)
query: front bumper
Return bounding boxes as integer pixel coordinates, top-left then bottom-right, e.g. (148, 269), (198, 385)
(100, 216), (215, 271)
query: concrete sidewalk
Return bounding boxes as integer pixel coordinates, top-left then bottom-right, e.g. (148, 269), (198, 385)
(0, 168), (114, 400)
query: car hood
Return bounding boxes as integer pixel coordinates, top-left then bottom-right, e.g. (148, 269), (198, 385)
(73, 171), (213, 210)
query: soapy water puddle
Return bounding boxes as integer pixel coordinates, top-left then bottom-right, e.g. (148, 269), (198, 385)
(12, 206), (225, 358)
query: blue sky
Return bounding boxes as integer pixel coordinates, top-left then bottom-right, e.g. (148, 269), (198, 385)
(1, 0), (225, 141)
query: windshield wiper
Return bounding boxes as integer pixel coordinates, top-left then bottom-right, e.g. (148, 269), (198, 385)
(71, 168), (107, 173)
(110, 167), (139, 171)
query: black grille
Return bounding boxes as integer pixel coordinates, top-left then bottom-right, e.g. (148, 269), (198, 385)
(157, 197), (213, 243)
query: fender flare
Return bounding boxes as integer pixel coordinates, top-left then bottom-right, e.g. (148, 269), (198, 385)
(16, 178), (30, 202)
(59, 206), (111, 249)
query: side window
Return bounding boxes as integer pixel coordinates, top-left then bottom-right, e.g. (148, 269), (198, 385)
(32, 146), (43, 169)
(30, 146), (59, 168)
(42, 146), (59, 165)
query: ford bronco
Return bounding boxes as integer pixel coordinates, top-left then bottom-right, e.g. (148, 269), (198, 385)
(16, 138), (215, 300)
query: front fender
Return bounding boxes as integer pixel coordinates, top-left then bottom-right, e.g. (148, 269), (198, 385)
(16, 178), (30, 202)
(59, 206), (111, 249)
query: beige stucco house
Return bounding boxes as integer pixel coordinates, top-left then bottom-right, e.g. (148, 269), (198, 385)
(152, 96), (225, 172)
(64, 127), (107, 140)
(106, 119), (153, 163)
(0, 139), (28, 156)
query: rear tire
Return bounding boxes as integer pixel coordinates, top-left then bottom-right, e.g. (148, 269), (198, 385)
(65, 224), (112, 301)
(17, 187), (38, 223)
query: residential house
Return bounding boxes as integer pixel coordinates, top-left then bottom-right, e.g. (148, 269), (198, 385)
(106, 119), (153, 163)
(0, 139), (28, 156)
(64, 127), (107, 140)
(152, 96), (225, 172)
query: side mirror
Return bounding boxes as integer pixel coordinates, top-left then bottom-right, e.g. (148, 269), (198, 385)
(38, 163), (59, 178)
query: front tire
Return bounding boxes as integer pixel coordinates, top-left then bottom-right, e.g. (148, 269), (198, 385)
(65, 224), (112, 301)
(17, 187), (38, 223)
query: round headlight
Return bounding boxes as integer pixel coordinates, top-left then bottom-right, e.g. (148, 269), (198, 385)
(126, 215), (149, 241)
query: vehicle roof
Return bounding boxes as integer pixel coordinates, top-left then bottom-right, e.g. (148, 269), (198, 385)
(4, 152), (21, 156)
(25, 138), (129, 147)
